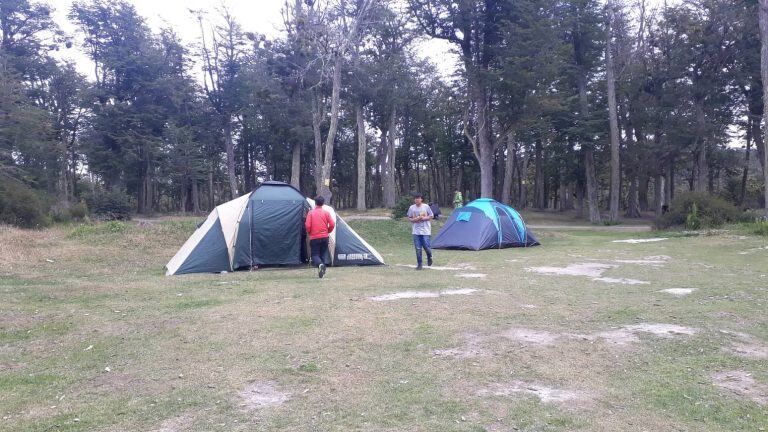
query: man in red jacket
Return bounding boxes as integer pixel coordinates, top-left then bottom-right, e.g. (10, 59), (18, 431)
(305, 195), (335, 278)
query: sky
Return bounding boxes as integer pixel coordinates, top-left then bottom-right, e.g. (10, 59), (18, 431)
(49, 0), (674, 82)
(49, 0), (457, 80)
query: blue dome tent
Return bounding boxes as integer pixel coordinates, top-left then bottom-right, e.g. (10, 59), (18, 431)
(432, 198), (540, 250)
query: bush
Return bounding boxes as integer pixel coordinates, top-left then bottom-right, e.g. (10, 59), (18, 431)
(87, 189), (133, 221)
(744, 218), (768, 237)
(685, 202), (701, 230)
(70, 201), (88, 220)
(392, 196), (413, 219)
(655, 192), (741, 229)
(0, 178), (49, 228)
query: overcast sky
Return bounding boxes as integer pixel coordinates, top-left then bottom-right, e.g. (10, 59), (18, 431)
(49, 0), (673, 81)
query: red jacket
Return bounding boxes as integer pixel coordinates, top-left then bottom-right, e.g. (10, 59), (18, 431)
(305, 206), (335, 240)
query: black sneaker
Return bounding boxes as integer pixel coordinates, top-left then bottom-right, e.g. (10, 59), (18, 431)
(427, 256), (433, 267)
(415, 265), (423, 270)
(318, 263), (326, 279)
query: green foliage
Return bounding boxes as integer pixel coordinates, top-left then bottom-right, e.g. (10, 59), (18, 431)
(655, 192), (742, 229)
(0, 177), (49, 228)
(685, 202), (701, 230)
(70, 201), (89, 220)
(104, 221), (127, 233)
(392, 196), (413, 219)
(87, 190), (133, 221)
(743, 219), (768, 236)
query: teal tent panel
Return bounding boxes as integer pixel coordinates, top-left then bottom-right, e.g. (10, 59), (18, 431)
(466, 198), (500, 229)
(175, 218), (230, 275)
(456, 212), (472, 222)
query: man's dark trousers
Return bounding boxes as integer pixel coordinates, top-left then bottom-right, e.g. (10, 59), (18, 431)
(310, 237), (329, 266)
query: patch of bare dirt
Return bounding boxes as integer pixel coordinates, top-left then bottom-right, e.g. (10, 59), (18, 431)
(395, 263), (476, 271)
(239, 381), (290, 410)
(527, 262), (614, 278)
(456, 273), (487, 278)
(660, 288), (696, 296)
(526, 262), (649, 285)
(711, 370), (767, 406)
(433, 346), (492, 359)
(722, 331), (768, 360)
(501, 323), (697, 347)
(152, 411), (196, 432)
(501, 328), (562, 346)
(612, 237), (669, 243)
(478, 381), (594, 408)
(369, 288), (478, 302)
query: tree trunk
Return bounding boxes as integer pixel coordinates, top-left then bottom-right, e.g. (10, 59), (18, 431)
(208, 168), (214, 210)
(291, 141), (301, 189)
(740, 123), (752, 206)
(625, 175), (641, 218)
(223, 120), (237, 198)
(584, 148), (601, 222)
(654, 174), (663, 218)
(577, 66), (600, 223)
(355, 101), (367, 210)
(317, 54), (343, 203)
(470, 86), (494, 198)
(534, 139), (545, 210)
(382, 106), (397, 208)
(665, 158), (675, 206)
(501, 134), (515, 205)
(191, 179), (201, 214)
(606, 4), (621, 222)
(760, 0), (768, 216)
(312, 94), (323, 195)
(695, 138), (708, 193)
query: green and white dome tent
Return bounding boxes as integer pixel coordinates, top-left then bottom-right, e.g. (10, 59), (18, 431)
(165, 181), (384, 275)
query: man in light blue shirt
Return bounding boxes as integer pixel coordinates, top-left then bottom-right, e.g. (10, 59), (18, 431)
(407, 193), (434, 270)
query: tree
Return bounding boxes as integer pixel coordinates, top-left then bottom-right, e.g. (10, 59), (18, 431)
(605, 1), (621, 222)
(760, 0), (768, 217)
(408, 0), (504, 198)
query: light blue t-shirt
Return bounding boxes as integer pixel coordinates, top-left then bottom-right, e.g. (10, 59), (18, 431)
(407, 204), (433, 235)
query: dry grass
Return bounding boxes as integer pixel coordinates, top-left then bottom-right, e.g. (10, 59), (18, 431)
(1, 216), (767, 431)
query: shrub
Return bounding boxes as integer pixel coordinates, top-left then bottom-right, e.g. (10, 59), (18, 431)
(744, 218), (768, 237)
(0, 178), (49, 228)
(655, 192), (741, 229)
(69, 201), (88, 220)
(392, 196), (413, 219)
(685, 202), (701, 230)
(87, 189), (133, 221)
(104, 220), (126, 233)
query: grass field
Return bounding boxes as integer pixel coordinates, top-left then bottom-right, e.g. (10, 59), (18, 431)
(1, 212), (767, 431)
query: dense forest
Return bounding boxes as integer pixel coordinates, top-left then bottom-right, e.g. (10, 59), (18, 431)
(1, 0), (768, 226)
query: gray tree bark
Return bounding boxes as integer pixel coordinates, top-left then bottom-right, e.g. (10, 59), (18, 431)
(760, 0), (768, 217)
(223, 120), (237, 198)
(606, 4), (621, 222)
(534, 139), (545, 210)
(290, 141), (301, 189)
(356, 101), (367, 210)
(501, 133), (515, 205)
(382, 106), (397, 208)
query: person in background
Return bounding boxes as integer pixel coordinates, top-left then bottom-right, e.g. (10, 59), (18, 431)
(428, 201), (441, 220)
(305, 196), (335, 278)
(453, 189), (464, 209)
(407, 193), (434, 270)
